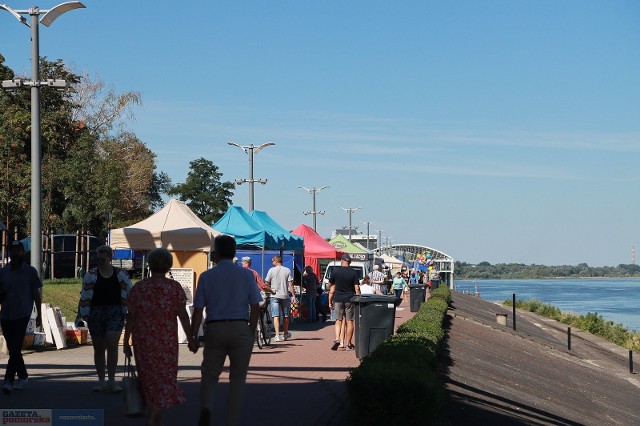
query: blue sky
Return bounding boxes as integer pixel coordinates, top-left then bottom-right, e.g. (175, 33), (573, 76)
(2, 1), (639, 266)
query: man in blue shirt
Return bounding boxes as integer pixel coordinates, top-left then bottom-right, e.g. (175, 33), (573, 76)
(0, 241), (42, 394)
(191, 235), (262, 426)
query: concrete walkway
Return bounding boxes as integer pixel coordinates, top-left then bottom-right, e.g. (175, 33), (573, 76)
(0, 299), (415, 425)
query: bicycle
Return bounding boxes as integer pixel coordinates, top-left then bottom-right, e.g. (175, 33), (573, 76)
(255, 292), (273, 348)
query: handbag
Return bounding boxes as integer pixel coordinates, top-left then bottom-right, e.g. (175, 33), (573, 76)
(122, 355), (145, 418)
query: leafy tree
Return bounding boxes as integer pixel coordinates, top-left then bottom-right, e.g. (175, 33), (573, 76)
(147, 171), (172, 211)
(168, 158), (234, 224)
(0, 54), (30, 233)
(58, 131), (103, 230)
(100, 132), (160, 226)
(0, 55), (169, 239)
(454, 261), (640, 279)
(71, 72), (141, 138)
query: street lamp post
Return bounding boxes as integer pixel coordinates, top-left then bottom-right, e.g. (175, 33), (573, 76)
(299, 186), (329, 231)
(227, 142), (275, 211)
(341, 207), (362, 241)
(375, 229), (384, 251)
(1, 2), (85, 278)
(361, 221), (374, 250)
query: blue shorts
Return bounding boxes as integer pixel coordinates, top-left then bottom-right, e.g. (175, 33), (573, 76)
(88, 305), (125, 337)
(270, 297), (291, 318)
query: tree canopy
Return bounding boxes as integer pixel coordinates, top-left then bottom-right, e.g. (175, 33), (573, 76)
(0, 54), (168, 240)
(455, 261), (640, 279)
(1, 54), (242, 243)
(168, 157), (234, 225)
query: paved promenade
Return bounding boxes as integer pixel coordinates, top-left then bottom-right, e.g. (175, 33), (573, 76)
(0, 300), (414, 425)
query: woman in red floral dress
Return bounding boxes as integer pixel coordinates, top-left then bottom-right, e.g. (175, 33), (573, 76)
(123, 248), (197, 426)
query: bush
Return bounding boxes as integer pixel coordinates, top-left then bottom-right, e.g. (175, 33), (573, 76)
(431, 285), (452, 304)
(395, 321), (445, 350)
(417, 298), (449, 317)
(361, 332), (439, 369)
(534, 303), (562, 320)
(348, 360), (443, 425)
(347, 285), (452, 425)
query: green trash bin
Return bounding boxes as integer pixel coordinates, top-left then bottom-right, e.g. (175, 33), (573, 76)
(351, 295), (401, 358)
(409, 284), (427, 312)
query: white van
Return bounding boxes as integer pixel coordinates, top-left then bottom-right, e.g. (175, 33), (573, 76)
(322, 260), (371, 291)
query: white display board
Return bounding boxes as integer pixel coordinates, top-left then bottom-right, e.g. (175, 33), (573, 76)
(170, 268), (195, 304)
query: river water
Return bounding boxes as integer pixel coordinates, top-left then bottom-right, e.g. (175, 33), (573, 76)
(454, 278), (640, 331)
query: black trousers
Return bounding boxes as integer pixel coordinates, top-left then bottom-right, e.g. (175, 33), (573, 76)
(1, 316), (30, 384)
(315, 294), (325, 321)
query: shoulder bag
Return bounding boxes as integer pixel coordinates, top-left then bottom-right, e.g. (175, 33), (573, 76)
(122, 355), (145, 417)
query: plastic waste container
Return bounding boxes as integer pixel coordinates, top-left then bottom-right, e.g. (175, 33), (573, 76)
(351, 294), (401, 358)
(429, 279), (440, 291)
(409, 284), (427, 312)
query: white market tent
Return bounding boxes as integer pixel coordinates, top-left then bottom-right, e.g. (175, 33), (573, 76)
(110, 199), (221, 296)
(378, 253), (405, 273)
(110, 199), (219, 252)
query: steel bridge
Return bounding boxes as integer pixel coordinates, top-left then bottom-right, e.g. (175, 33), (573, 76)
(372, 244), (455, 288)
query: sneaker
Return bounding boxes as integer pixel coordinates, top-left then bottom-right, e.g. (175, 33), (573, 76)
(106, 380), (122, 393)
(346, 344), (355, 351)
(331, 340), (340, 351)
(12, 378), (28, 390)
(2, 382), (11, 395)
(285, 332), (291, 339)
(274, 335), (283, 342)
(92, 380), (107, 392)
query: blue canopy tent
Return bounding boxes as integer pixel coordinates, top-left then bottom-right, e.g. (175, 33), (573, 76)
(212, 206), (280, 249)
(212, 206), (303, 278)
(249, 210), (304, 252)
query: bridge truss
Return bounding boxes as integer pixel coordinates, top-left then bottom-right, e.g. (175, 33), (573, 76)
(372, 244), (455, 288)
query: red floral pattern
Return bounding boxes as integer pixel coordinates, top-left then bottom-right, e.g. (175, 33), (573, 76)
(127, 276), (187, 410)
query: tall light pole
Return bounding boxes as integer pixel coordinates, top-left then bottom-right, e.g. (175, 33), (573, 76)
(227, 142), (275, 211)
(299, 186), (329, 231)
(361, 221), (374, 250)
(341, 207), (362, 241)
(375, 229), (384, 251)
(1, 2), (85, 278)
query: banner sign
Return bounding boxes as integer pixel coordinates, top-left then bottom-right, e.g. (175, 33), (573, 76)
(0, 409), (103, 425)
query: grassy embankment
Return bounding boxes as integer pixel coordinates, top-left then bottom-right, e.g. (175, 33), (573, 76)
(503, 298), (640, 352)
(42, 278), (83, 321)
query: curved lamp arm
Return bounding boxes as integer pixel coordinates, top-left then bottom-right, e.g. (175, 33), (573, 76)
(40, 1), (85, 27)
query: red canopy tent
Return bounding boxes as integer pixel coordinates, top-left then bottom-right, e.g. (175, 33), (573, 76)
(292, 224), (345, 278)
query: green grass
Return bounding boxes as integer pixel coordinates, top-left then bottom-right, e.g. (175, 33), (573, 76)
(504, 298), (640, 352)
(42, 278), (82, 321)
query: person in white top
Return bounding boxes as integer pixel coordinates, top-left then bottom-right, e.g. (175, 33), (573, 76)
(359, 276), (375, 294)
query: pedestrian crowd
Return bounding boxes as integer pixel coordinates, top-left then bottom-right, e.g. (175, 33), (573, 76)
(0, 236), (441, 425)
